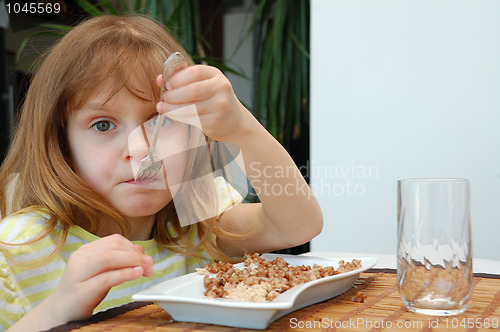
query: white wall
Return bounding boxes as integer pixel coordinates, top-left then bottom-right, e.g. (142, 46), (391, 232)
(310, 0), (500, 260)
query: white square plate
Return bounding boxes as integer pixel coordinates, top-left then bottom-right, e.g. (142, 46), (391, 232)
(133, 254), (377, 329)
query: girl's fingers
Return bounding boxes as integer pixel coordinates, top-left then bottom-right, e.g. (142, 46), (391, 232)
(70, 250), (152, 280)
(162, 77), (218, 105)
(141, 255), (154, 277)
(166, 65), (218, 90)
(135, 244), (145, 254)
(158, 103), (204, 131)
(66, 266), (146, 316)
(85, 266), (145, 292)
(157, 97), (221, 119)
(49, 235), (154, 324)
(158, 100), (231, 142)
(67, 235), (153, 281)
(153, 64), (241, 141)
(87, 234), (142, 253)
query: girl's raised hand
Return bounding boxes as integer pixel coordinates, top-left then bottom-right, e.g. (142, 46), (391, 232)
(44, 234), (153, 326)
(156, 65), (246, 142)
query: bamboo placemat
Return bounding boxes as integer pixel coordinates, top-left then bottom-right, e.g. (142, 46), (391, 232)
(50, 271), (500, 332)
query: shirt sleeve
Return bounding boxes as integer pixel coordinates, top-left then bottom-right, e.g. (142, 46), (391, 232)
(0, 251), (25, 331)
(0, 211), (52, 331)
(214, 176), (243, 219)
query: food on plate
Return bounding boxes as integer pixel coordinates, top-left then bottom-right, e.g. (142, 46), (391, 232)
(351, 290), (367, 303)
(197, 254), (362, 302)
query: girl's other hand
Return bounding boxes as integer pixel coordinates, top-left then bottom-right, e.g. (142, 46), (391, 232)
(155, 65), (246, 142)
(44, 234), (153, 326)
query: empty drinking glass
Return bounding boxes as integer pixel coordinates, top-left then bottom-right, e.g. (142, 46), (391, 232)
(397, 178), (473, 316)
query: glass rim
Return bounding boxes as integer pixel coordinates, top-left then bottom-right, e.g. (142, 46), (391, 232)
(398, 178), (470, 183)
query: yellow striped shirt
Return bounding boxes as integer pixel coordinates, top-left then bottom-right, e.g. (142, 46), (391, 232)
(0, 177), (242, 330)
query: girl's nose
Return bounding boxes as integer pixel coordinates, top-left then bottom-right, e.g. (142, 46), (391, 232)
(126, 123), (150, 161)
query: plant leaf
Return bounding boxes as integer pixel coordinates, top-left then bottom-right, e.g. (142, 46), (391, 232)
(77, 0), (104, 16)
(119, 0), (129, 12)
(38, 23), (73, 31)
(15, 31), (65, 64)
(99, 0), (119, 15)
(135, 0), (142, 12)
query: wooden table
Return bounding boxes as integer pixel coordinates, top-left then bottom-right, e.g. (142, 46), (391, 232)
(47, 269), (500, 332)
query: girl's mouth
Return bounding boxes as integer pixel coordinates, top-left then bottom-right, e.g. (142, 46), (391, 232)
(125, 178), (156, 185)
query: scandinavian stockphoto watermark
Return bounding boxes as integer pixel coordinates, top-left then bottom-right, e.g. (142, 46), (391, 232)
(250, 160), (379, 199)
(126, 100), (379, 226)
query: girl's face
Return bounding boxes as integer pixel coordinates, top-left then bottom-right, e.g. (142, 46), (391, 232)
(66, 80), (189, 222)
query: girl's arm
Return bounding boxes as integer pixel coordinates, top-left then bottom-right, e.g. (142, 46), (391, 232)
(158, 66), (323, 256)
(7, 234), (153, 332)
(216, 109), (323, 255)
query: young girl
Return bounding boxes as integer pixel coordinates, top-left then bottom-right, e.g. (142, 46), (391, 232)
(0, 15), (322, 331)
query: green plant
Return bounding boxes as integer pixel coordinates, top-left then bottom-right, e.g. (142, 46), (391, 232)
(249, 0), (311, 254)
(251, 0), (310, 152)
(78, 0), (202, 55)
(17, 0), (242, 77)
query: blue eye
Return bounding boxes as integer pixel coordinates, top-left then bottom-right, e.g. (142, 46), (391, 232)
(149, 115), (171, 127)
(92, 121), (116, 132)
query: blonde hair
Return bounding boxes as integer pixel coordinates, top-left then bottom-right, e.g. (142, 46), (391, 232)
(0, 15), (243, 263)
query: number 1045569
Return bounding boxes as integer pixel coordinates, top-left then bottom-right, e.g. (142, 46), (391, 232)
(6, 2), (61, 15)
(444, 317), (499, 329)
